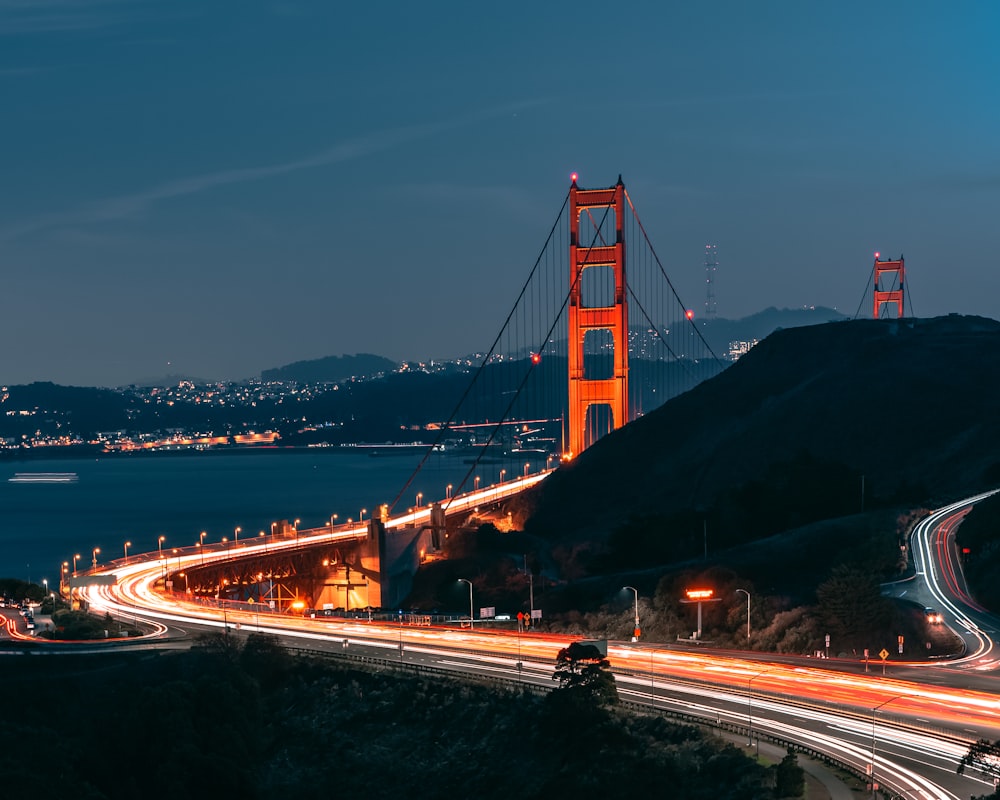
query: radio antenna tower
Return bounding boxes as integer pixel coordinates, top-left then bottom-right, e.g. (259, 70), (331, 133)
(704, 244), (719, 319)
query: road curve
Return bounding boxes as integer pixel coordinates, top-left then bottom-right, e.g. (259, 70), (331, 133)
(907, 490), (1000, 670)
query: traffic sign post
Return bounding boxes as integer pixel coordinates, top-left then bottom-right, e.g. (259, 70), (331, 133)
(879, 648), (889, 677)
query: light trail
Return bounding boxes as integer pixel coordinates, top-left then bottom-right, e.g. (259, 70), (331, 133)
(63, 487), (1000, 799)
(909, 490), (1000, 668)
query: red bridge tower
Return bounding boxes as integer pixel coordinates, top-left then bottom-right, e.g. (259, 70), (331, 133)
(873, 253), (905, 318)
(567, 176), (628, 458)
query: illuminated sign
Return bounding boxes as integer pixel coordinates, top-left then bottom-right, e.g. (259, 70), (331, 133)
(685, 589), (714, 600)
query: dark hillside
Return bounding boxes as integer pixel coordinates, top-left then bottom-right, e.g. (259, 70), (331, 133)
(520, 315), (1000, 544)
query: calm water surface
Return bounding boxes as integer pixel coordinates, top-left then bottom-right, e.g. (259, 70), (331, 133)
(0, 450), (475, 582)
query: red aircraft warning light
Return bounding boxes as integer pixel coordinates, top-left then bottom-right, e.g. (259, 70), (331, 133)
(685, 309), (695, 320)
(530, 352), (541, 365)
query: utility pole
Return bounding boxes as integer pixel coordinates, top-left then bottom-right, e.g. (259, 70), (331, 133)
(524, 554), (535, 619)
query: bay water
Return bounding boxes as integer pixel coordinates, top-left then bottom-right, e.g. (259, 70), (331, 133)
(0, 450), (475, 583)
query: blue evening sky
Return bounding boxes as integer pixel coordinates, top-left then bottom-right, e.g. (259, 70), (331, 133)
(2, 2), (998, 386)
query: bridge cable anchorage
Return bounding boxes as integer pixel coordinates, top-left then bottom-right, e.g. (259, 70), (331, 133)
(387, 189), (572, 517)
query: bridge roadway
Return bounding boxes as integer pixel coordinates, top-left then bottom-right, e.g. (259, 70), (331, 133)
(45, 487), (1000, 798)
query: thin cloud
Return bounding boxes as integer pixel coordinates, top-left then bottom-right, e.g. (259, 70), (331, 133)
(0, 102), (543, 242)
(0, 0), (144, 35)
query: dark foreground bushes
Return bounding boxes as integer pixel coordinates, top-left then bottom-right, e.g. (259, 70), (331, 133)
(0, 633), (797, 799)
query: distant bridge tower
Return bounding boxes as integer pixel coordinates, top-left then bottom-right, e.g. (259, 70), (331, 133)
(567, 175), (628, 458)
(704, 244), (718, 319)
(873, 253), (905, 318)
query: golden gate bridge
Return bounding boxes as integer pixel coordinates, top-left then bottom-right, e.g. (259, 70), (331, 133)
(68, 174), (919, 624)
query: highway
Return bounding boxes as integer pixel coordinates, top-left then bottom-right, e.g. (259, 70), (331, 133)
(902, 490), (1000, 671)
(14, 487), (1000, 799)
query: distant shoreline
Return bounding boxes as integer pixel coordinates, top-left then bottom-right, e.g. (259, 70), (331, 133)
(0, 443), (440, 463)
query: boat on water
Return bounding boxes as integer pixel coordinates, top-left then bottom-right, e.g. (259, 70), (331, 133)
(7, 472), (79, 484)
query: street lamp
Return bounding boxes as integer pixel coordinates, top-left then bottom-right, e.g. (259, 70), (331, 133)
(73, 554), (80, 577)
(42, 578), (48, 607)
(157, 535), (165, 558)
(294, 518), (300, 542)
(871, 696), (902, 797)
(91, 547), (100, 569)
(446, 483), (453, 500)
(623, 585), (640, 641)
(330, 513), (338, 531)
(458, 578), (474, 629)
(234, 526), (241, 543)
(747, 669), (771, 747)
(474, 476), (481, 490)
(499, 468), (506, 483)
(523, 461), (529, 477)
(360, 508), (366, 523)
(416, 492), (423, 507)
(123, 540), (131, 564)
(735, 588), (751, 642)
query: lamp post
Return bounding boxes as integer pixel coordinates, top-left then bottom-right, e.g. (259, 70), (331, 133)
(61, 561), (68, 592)
(330, 513), (338, 532)
(123, 540), (131, 564)
(736, 588), (751, 642)
(747, 669), (771, 748)
(42, 578), (48, 609)
(259, 531), (266, 553)
(474, 476), (480, 491)
(871, 696), (901, 797)
(446, 483), (453, 500)
(294, 518), (300, 542)
(458, 578), (474, 629)
(523, 461), (530, 477)
(499, 468), (506, 484)
(91, 547), (100, 570)
(623, 585), (640, 641)
(73, 554), (80, 577)
(416, 492), (423, 508)
(234, 526), (241, 544)
(359, 508), (366, 524)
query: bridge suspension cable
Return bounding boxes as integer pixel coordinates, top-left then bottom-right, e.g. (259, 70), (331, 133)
(390, 175), (727, 516)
